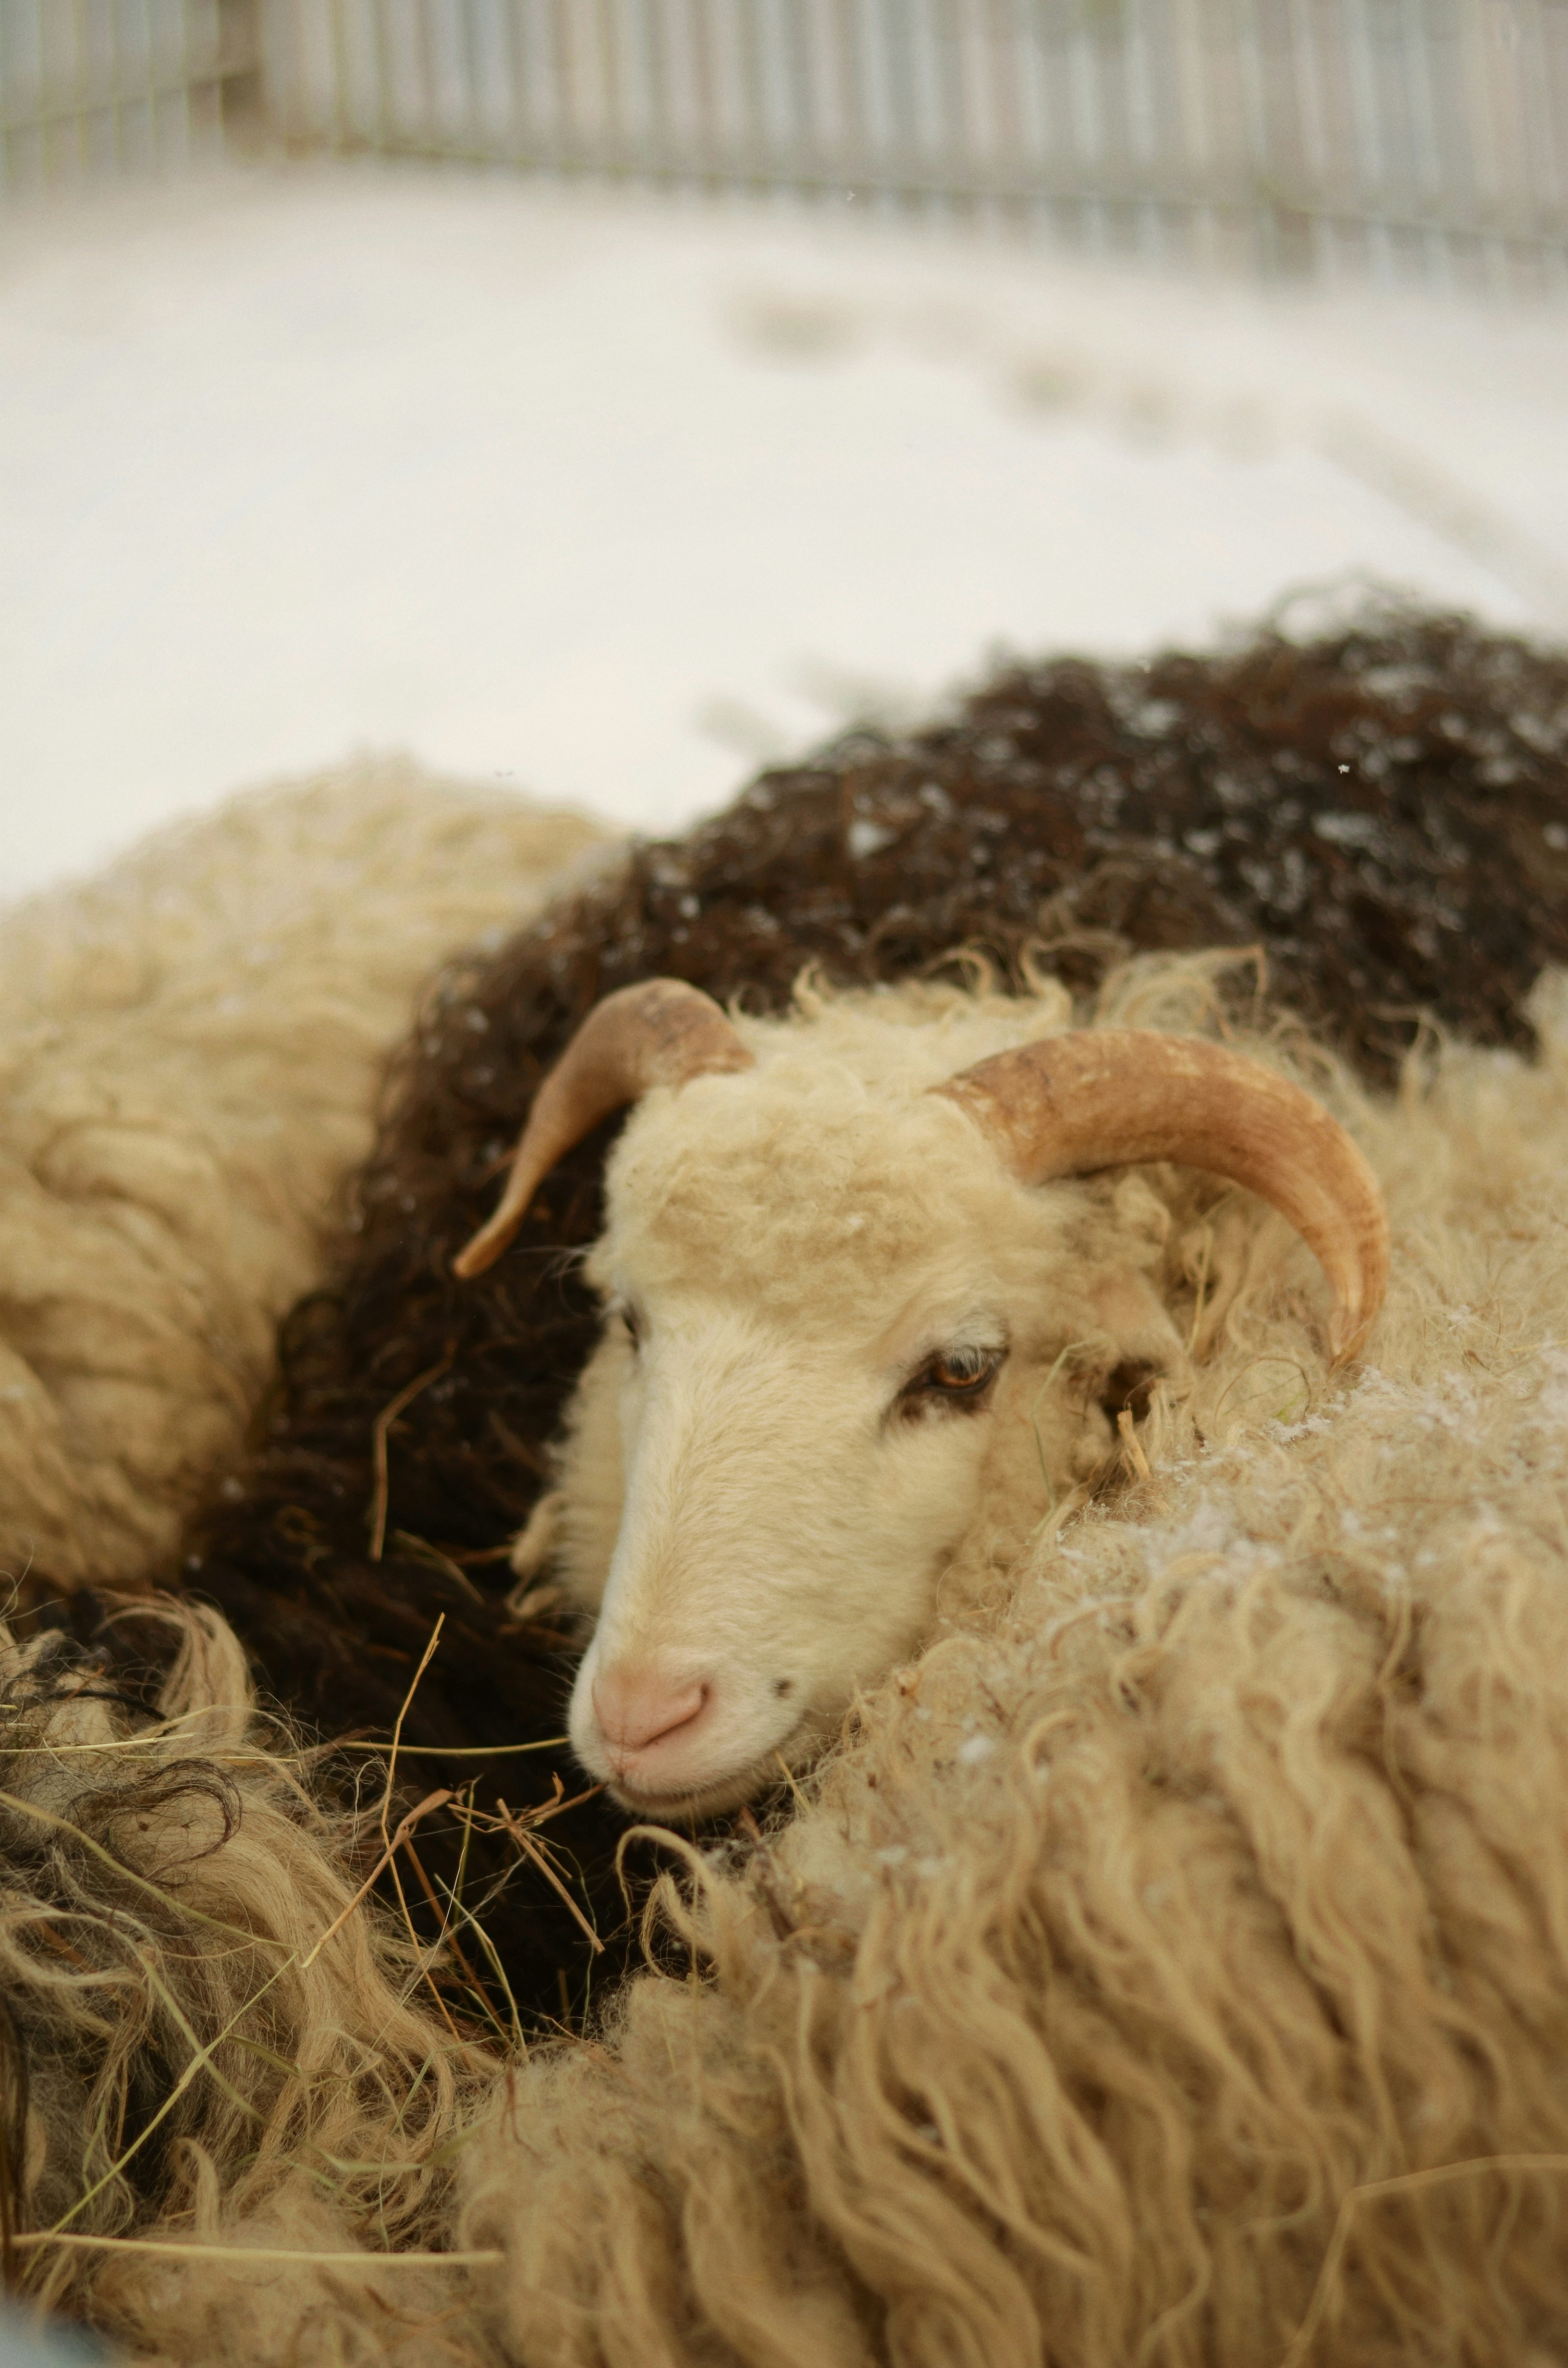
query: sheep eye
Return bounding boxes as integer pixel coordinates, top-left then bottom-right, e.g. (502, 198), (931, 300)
(617, 1304), (641, 1350)
(905, 1346), (1004, 1409)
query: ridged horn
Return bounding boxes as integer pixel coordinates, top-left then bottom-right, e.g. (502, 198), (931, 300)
(933, 1030), (1388, 1363)
(453, 980), (755, 1280)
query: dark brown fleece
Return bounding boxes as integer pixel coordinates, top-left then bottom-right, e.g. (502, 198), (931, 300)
(176, 603), (1568, 2029)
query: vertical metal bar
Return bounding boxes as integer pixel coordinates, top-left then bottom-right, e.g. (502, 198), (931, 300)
(137, 0), (155, 175)
(643, 0), (672, 180)
(1335, 0), (1380, 283)
(178, 0), (194, 167)
(326, 0), (349, 148)
(1123, 0), (1160, 266)
(830, 0), (863, 196)
(1191, 0), (1222, 270)
(182, 0), (200, 169)
(148, 0), (162, 171)
(64, 0), (82, 183)
(596, 0), (621, 177)
(1457, 0), (1505, 295)
(1539, 0), (1568, 294)
(1036, 0), (1064, 248)
(1007, 0), (1042, 239)
(873, 0), (908, 209)
(413, 0), (435, 152)
(1315, 0), (1355, 282)
(457, 0), (484, 151)
(1400, 0), (1443, 286)
(984, 0), (1026, 237)
(0, 1), (11, 198)
(689, 0), (717, 184)
(782, 0), (818, 197)
(368, 0), (392, 151)
(549, 0), (574, 168)
(502, 0), (524, 161)
(1285, 0), (1331, 279)
(1065, 0), (1102, 254)
(735, 0), (763, 187)
(1, 0), (21, 198)
(1086, 0), (1119, 257)
(1513, 0), (1559, 288)
(1228, 0), (1267, 276)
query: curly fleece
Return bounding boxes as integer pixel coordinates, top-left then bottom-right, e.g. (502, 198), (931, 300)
(0, 1602), (492, 2368)
(456, 983), (1568, 2368)
(6, 611), (1568, 2367)
(181, 603), (1568, 2031)
(0, 757), (603, 1591)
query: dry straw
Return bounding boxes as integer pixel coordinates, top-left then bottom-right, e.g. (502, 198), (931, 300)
(0, 1597), (521, 2360)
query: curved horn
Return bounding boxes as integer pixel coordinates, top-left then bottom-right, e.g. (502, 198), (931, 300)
(934, 1030), (1388, 1363)
(454, 980), (754, 1280)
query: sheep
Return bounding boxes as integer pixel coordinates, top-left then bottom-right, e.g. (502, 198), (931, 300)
(453, 986), (1568, 2368)
(453, 967), (1387, 1818)
(184, 599), (1568, 2023)
(2, 599), (1566, 2366)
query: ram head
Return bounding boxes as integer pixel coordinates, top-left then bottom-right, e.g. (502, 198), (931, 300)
(455, 978), (1387, 1818)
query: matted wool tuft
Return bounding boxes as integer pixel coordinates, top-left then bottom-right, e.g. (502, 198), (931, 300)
(0, 1601), (492, 2367)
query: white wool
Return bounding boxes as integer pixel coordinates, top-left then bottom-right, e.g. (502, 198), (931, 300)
(0, 757), (606, 1588)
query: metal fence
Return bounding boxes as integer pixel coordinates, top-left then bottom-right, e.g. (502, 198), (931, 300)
(0, 1), (261, 194)
(5, 0), (1568, 293)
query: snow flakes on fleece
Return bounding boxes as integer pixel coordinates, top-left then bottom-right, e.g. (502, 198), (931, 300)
(453, 989), (1568, 2368)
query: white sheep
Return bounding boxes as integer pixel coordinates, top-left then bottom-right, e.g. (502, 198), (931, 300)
(455, 974), (1388, 1818)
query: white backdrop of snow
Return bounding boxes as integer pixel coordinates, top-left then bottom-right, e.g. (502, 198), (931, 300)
(1, 161), (1565, 903)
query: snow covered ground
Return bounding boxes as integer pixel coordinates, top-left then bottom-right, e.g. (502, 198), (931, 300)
(2, 160), (1566, 903)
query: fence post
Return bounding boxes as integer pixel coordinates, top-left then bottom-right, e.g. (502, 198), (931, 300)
(218, 0), (267, 155)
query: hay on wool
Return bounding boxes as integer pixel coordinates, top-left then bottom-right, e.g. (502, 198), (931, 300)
(451, 974), (1568, 2368)
(179, 601), (1568, 2029)
(0, 1597), (507, 2368)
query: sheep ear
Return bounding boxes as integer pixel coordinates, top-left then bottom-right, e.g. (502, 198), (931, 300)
(453, 980), (754, 1279)
(934, 1031), (1388, 1364)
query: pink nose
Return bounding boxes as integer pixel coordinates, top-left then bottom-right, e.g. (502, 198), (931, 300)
(591, 1665), (710, 1760)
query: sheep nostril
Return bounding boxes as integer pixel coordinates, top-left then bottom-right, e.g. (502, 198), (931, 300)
(591, 1667), (710, 1756)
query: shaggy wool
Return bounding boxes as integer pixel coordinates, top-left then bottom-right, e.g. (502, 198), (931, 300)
(0, 1601), (492, 2368)
(24, 967), (1568, 2368)
(453, 973), (1568, 2368)
(8, 604), (1568, 2366)
(0, 756), (604, 1595)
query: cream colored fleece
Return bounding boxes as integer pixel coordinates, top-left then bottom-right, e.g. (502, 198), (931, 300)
(0, 756), (606, 1589)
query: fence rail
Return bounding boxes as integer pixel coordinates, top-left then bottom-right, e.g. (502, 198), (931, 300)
(5, 0), (1568, 293)
(0, 0), (261, 194)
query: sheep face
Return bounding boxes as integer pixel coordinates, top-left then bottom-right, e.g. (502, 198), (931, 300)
(544, 1055), (1182, 1817)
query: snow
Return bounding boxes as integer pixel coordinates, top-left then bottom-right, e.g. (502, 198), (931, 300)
(2, 160), (1566, 903)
